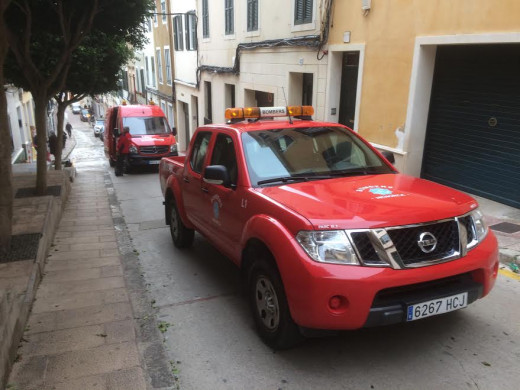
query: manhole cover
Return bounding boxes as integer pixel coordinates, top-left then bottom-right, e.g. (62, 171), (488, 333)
(0, 233), (41, 263)
(15, 185), (62, 198)
(490, 222), (520, 234)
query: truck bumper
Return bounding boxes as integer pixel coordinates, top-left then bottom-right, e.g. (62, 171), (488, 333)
(128, 152), (178, 166)
(278, 233), (499, 330)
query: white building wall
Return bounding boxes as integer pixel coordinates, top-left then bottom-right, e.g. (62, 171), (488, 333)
(197, 0), (328, 124)
(5, 87), (34, 163)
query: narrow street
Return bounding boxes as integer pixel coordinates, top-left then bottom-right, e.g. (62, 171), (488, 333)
(64, 115), (520, 389)
(8, 109), (520, 390)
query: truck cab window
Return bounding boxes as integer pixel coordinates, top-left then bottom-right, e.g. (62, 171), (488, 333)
(190, 132), (212, 173)
(210, 134), (238, 185)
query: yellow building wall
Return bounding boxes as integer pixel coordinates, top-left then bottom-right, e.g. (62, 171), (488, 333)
(330, 0), (520, 147)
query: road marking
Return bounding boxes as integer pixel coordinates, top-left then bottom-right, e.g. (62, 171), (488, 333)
(499, 268), (520, 281)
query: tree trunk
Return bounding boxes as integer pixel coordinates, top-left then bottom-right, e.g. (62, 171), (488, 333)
(0, 1), (13, 256)
(54, 103), (66, 170)
(34, 94), (49, 195)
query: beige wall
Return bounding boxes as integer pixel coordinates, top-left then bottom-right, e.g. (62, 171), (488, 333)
(329, 0), (520, 148)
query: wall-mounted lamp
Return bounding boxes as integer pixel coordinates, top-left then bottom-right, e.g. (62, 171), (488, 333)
(362, 0), (371, 16)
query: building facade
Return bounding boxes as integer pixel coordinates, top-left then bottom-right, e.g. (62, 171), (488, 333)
(327, 0), (520, 208)
(195, 0), (331, 125)
(5, 87), (35, 164)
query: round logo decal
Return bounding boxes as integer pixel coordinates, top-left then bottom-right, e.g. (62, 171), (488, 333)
(369, 188), (393, 196)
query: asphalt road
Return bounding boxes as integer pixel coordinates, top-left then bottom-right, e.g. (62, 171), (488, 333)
(70, 113), (520, 390)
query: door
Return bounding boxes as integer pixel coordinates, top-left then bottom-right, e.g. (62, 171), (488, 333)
(182, 131), (213, 233)
(338, 51), (359, 129)
(201, 132), (244, 259)
(422, 44), (520, 208)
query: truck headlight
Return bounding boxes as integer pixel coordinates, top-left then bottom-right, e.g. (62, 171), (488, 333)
(129, 145), (138, 154)
(169, 144), (177, 154)
(296, 230), (359, 265)
(470, 208), (488, 242)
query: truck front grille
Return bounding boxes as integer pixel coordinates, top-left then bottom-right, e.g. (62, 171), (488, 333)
(140, 146), (169, 155)
(348, 213), (477, 269)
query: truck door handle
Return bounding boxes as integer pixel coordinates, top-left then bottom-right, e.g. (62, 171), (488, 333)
(183, 177), (190, 183)
(201, 187), (209, 193)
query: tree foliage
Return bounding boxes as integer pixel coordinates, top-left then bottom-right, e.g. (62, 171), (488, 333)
(0, 0), (153, 254)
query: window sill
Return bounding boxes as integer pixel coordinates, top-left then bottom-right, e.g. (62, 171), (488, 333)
(291, 21), (316, 33)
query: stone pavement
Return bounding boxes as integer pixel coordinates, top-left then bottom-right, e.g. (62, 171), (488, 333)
(5, 167), (175, 390)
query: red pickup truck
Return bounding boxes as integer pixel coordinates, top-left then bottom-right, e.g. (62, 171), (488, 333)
(159, 106), (498, 349)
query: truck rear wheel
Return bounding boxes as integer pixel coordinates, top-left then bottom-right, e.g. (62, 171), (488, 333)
(248, 256), (303, 349)
(169, 199), (194, 248)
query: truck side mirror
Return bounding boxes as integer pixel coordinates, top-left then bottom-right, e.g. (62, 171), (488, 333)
(113, 128), (120, 137)
(171, 127), (177, 136)
(203, 165), (231, 188)
(381, 150), (395, 164)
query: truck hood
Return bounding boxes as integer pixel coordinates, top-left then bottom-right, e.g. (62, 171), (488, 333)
(130, 134), (175, 146)
(257, 174), (478, 229)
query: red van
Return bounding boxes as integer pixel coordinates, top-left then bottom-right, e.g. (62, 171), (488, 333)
(104, 104), (177, 169)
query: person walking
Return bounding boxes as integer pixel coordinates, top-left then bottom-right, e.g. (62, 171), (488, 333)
(48, 132), (57, 157)
(65, 122), (72, 137)
(115, 126), (131, 176)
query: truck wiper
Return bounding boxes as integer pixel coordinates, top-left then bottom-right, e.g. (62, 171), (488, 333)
(257, 174), (334, 186)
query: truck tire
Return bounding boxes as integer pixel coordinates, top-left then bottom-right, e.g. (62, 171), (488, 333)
(169, 199), (194, 248)
(248, 256), (303, 349)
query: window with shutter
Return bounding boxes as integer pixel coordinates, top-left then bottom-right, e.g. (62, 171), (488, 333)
(202, 0), (209, 38)
(247, 0), (258, 32)
(225, 0), (234, 35)
(294, 0), (312, 25)
(173, 15), (184, 51)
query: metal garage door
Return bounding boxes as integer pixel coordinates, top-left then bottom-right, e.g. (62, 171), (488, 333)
(422, 44), (520, 208)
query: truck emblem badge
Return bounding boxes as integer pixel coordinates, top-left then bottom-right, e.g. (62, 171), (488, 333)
(417, 232), (437, 253)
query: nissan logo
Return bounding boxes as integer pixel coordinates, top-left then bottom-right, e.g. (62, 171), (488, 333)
(417, 232), (437, 253)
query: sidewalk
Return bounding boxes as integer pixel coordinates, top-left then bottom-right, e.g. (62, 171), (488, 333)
(476, 195), (520, 270)
(7, 170), (149, 389)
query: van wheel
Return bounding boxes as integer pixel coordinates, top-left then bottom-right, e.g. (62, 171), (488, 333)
(169, 199), (194, 248)
(248, 256), (303, 349)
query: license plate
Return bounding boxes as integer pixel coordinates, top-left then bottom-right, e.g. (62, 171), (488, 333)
(148, 160), (160, 165)
(407, 292), (468, 321)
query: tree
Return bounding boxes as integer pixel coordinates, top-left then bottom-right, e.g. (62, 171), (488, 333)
(0, 0), (13, 256)
(0, 0), (152, 254)
(52, 31), (136, 169)
(3, 0), (151, 193)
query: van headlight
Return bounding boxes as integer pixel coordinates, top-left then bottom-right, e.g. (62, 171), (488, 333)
(296, 230), (359, 265)
(169, 144), (177, 154)
(129, 145), (138, 154)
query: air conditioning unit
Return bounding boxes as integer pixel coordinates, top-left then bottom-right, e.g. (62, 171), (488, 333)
(362, 0), (371, 11)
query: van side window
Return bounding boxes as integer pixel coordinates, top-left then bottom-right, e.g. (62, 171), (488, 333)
(190, 132), (212, 173)
(210, 134), (238, 185)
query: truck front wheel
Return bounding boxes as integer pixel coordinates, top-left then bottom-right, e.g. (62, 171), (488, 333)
(248, 258), (303, 349)
(169, 199), (194, 248)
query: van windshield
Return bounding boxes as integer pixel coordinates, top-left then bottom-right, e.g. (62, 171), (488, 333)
(123, 116), (171, 136)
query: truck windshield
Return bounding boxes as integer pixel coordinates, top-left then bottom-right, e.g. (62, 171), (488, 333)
(123, 116), (171, 136)
(242, 126), (395, 186)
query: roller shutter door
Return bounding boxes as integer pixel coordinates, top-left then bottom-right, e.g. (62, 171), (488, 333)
(422, 44), (520, 208)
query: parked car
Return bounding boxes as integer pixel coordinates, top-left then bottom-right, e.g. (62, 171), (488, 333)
(99, 126), (105, 142)
(80, 109), (91, 122)
(93, 119), (104, 137)
(159, 105), (499, 349)
(71, 103), (81, 114)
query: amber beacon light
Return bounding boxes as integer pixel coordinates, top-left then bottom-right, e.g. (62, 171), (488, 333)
(225, 106), (314, 121)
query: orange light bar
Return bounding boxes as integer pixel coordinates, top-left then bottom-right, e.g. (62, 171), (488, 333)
(225, 106), (314, 121)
